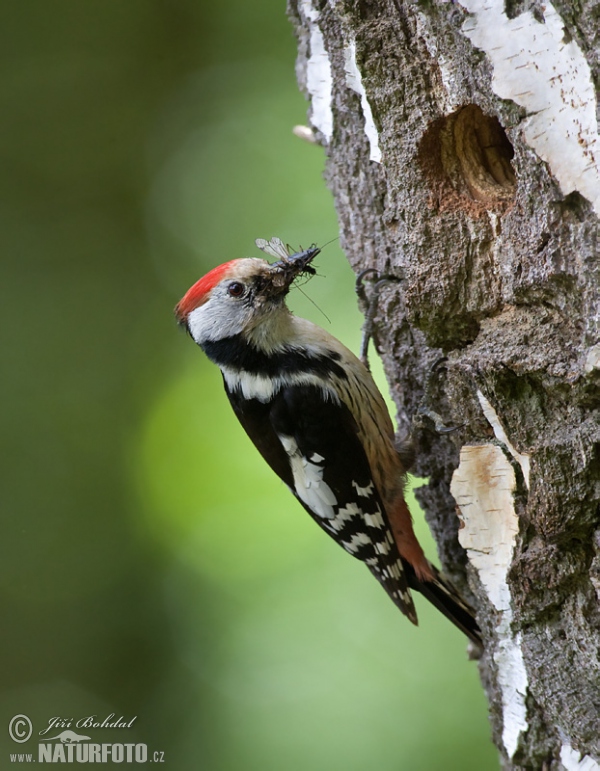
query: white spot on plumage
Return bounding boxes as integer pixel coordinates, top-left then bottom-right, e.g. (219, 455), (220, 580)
(278, 433), (337, 519)
(328, 503), (361, 531)
(363, 510), (385, 529)
(310, 452), (324, 462)
(352, 480), (374, 497)
(342, 532), (372, 553)
(389, 562), (402, 579)
(374, 539), (392, 556)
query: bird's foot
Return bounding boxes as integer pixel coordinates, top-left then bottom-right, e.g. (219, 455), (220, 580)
(413, 358), (465, 435)
(355, 268), (402, 370)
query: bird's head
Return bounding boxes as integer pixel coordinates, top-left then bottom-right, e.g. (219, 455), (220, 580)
(175, 243), (319, 348)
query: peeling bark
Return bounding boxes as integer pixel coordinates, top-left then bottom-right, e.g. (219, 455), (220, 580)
(289, 0), (600, 767)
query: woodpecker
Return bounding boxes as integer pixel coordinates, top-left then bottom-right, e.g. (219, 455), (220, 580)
(175, 238), (481, 646)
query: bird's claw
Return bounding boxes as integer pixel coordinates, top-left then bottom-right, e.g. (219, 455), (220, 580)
(414, 358), (465, 435)
(355, 269), (401, 369)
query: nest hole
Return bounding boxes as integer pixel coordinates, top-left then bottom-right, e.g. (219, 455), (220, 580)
(419, 105), (516, 215)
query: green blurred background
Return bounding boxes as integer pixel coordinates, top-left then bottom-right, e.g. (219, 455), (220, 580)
(0, 1), (496, 768)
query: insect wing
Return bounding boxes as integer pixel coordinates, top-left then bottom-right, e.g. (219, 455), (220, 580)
(255, 237), (292, 261)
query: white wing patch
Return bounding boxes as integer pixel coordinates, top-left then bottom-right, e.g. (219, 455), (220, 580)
(278, 434), (337, 519)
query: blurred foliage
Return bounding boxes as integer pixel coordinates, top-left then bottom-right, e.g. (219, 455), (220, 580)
(0, 1), (497, 768)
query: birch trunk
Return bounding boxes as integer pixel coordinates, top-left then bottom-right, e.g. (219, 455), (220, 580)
(289, 1), (600, 768)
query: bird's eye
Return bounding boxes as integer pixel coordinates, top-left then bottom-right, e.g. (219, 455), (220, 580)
(227, 281), (245, 298)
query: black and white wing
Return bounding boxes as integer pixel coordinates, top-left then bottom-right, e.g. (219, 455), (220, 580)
(225, 381), (418, 624)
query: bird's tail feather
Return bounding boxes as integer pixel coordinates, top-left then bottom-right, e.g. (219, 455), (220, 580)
(405, 561), (482, 648)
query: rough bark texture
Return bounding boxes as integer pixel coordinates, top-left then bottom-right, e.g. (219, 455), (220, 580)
(289, 1), (600, 768)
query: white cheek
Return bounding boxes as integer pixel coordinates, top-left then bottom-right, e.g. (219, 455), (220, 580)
(186, 306), (207, 344)
(187, 299), (247, 344)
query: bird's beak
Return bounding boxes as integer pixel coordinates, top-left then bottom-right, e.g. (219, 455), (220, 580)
(267, 245), (320, 293)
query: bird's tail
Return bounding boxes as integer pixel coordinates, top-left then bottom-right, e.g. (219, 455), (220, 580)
(405, 561), (483, 648)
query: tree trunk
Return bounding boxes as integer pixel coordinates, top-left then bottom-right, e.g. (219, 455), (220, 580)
(288, 0), (600, 768)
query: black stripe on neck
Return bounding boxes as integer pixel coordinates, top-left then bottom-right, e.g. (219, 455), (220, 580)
(201, 334), (348, 381)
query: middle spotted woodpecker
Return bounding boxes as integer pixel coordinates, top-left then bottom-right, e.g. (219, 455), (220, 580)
(175, 238), (481, 646)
